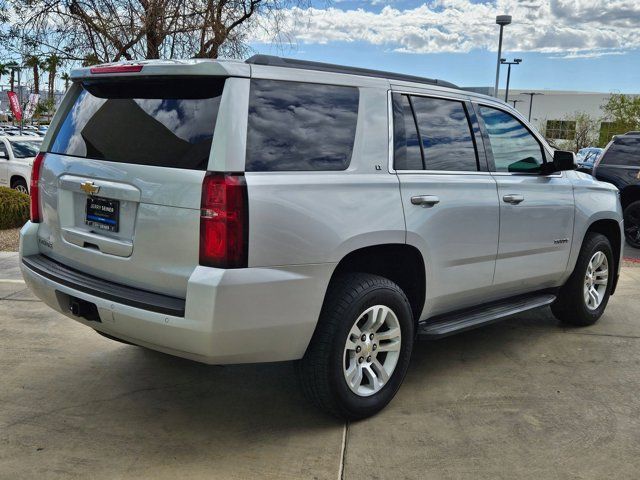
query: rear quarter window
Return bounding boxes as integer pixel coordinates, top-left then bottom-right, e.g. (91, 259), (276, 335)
(49, 77), (225, 170)
(600, 137), (640, 167)
(245, 79), (359, 171)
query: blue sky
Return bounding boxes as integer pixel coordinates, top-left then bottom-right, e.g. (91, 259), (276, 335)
(249, 0), (640, 93)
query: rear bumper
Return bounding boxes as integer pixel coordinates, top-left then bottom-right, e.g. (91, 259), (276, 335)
(20, 222), (333, 364)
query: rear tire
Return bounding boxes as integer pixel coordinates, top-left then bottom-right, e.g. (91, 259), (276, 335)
(297, 273), (414, 420)
(551, 232), (613, 326)
(11, 178), (28, 194)
(623, 200), (640, 248)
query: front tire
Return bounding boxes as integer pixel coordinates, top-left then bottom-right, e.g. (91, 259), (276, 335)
(623, 200), (640, 248)
(551, 232), (613, 326)
(297, 273), (414, 420)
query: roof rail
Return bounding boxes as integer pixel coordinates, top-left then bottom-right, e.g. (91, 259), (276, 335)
(245, 55), (459, 90)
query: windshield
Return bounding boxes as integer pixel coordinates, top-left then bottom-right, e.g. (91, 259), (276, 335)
(9, 140), (41, 158)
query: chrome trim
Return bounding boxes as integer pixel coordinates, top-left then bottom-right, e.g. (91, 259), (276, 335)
(387, 89), (395, 174)
(397, 170), (493, 176)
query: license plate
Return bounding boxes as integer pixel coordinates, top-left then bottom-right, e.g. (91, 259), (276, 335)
(85, 196), (119, 232)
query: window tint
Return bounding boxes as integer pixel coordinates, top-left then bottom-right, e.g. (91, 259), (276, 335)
(392, 94), (423, 170)
(479, 106), (544, 173)
(246, 80), (359, 171)
(50, 78), (224, 170)
(411, 96), (477, 171)
(0, 143), (7, 157)
(600, 136), (640, 166)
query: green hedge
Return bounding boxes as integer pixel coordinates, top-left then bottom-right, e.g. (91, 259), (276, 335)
(0, 186), (30, 229)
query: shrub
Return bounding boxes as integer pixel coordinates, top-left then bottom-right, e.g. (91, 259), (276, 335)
(0, 186), (30, 229)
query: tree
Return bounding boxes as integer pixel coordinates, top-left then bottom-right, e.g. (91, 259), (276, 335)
(9, 0), (307, 64)
(600, 93), (640, 144)
(23, 55), (42, 95)
(6, 61), (18, 91)
(60, 72), (71, 90)
(571, 112), (599, 152)
(44, 54), (62, 99)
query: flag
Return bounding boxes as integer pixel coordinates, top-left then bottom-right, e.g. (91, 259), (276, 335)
(7, 91), (22, 122)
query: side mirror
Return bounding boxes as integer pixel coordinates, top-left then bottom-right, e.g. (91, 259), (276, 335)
(0, 151), (7, 159)
(542, 150), (576, 174)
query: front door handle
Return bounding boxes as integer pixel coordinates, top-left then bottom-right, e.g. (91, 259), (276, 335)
(411, 195), (440, 207)
(503, 194), (525, 205)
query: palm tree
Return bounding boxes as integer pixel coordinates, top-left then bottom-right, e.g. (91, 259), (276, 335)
(0, 64), (9, 88)
(44, 54), (62, 99)
(60, 72), (71, 91)
(24, 55), (41, 95)
(6, 61), (19, 91)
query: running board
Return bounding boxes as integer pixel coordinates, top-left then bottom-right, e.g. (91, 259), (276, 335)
(418, 293), (556, 339)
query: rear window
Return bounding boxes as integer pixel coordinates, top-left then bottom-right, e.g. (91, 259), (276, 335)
(246, 79), (359, 171)
(49, 78), (224, 170)
(600, 136), (640, 166)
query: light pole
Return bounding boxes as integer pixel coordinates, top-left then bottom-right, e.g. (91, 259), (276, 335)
(520, 92), (544, 122)
(500, 58), (522, 102)
(494, 15), (512, 98)
(511, 99), (524, 109)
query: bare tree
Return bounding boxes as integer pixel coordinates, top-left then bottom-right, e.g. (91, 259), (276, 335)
(7, 0), (306, 64)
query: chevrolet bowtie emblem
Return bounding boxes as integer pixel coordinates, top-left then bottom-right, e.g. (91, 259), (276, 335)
(80, 181), (100, 195)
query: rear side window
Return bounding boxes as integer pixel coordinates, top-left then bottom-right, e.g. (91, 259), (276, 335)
(246, 80), (359, 171)
(479, 105), (544, 173)
(393, 93), (478, 171)
(392, 94), (423, 170)
(600, 136), (640, 166)
(50, 78), (225, 170)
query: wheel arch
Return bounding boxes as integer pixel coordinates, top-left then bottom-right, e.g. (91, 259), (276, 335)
(585, 219), (622, 295)
(10, 175), (27, 189)
(328, 243), (426, 324)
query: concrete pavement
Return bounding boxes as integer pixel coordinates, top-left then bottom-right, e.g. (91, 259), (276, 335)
(1, 251), (639, 479)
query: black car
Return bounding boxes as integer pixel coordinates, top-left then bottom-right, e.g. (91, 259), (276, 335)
(593, 132), (640, 248)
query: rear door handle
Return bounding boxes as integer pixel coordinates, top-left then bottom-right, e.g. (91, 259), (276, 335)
(503, 194), (525, 205)
(411, 195), (440, 207)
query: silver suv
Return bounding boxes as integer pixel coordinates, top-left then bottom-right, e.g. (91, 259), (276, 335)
(20, 56), (623, 419)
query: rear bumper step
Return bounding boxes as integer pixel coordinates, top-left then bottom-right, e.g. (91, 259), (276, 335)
(22, 254), (185, 317)
(418, 293), (557, 339)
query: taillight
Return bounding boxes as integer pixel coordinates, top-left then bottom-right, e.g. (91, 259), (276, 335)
(30, 153), (45, 223)
(90, 64), (143, 74)
(199, 172), (248, 268)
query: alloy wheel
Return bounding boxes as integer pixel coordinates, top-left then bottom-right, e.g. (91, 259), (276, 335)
(343, 305), (402, 397)
(583, 251), (609, 310)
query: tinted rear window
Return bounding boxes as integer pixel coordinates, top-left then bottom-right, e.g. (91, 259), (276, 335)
(246, 79), (359, 171)
(50, 78), (224, 170)
(600, 136), (640, 166)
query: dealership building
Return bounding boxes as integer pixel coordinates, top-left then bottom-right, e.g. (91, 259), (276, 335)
(469, 87), (638, 146)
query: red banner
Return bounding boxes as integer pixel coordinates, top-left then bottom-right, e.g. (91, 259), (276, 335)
(7, 91), (22, 122)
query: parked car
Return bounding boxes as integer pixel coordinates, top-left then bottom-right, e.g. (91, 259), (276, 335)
(576, 147), (603, 174)
(593, 132), (640, 248)
(20, 57), (623, 419)
(0, 136), (42, 193)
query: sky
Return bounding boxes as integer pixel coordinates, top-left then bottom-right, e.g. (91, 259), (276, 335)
(249, 0), (640, 93)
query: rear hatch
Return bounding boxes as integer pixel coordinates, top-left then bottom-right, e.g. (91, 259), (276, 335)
(36, 73), (226, 298)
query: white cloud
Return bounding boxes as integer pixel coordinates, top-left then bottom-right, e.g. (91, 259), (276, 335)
(252, 0), (639, 56)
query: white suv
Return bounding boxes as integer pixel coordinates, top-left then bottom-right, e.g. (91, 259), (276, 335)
(20, 57), (623, 419)
(0, 136), (42, 193)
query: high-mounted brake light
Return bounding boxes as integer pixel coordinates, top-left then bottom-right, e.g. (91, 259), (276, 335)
(90, 65), (144, 74)
(199, 172), (248, 269)
(30, 153), (45, 223)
